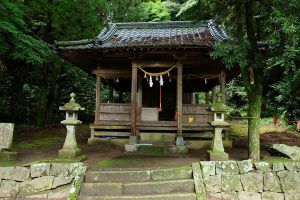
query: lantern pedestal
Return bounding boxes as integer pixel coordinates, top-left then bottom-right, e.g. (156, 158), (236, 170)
(58, 93), (85, 160)
(59, 125), (82, 159)
(207, 121), (229, 161)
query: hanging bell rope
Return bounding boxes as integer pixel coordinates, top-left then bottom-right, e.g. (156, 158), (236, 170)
(138, 66), (175, 77)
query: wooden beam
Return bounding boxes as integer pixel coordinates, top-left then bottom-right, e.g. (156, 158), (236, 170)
(221, 70), (226, 103)
(177, 62), (183, 137)
(137, 77), (143, 122)
(136, 60), (177, 68)
(95, 75), (101, 122)
(130, 63), (138, 136)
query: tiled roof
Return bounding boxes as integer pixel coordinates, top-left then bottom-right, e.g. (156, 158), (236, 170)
(54, 21), (226, 50)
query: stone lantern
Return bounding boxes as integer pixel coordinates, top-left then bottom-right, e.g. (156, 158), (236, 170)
(58, 93), (85, 159)
(207, 94), (230, 161)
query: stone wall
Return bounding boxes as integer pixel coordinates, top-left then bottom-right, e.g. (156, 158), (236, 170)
(199, 160), (300, 200)
(0, 162), (86, 199)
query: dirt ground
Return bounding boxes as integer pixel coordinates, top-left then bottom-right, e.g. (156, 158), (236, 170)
(3, 124), (299, 168)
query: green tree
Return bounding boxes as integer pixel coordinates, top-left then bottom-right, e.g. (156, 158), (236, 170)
(178, 0), (300, 160)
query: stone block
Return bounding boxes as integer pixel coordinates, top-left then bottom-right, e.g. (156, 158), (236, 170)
(0, 180), (19, 198)
(277, 170), (300, 193)
(254, 162), (271, 172)
(52, 176), (72, 188)
(221, 174), (242, 192)
(241, 172), (263, 192)
(262, 192), (284, 200)
(47, 186), (70, 199)
(0, 167), (14, 179)
(85, 170), (151, 183)
(192, 162), (206, 200)
(285, 193), (300, 200)
(80, 183), (122, 196)
(207, 150), (228, 161)
(58, 148), (81, 159)
(284, 162), (300, 171)
(207, 193), (222, 199)
(151, 166), (192, 180)
(237, 160), (253, 174)
(216, 161), (239, 175)
(13, 167), (30, 181)
(238, 191), (261, 200)
(19, 176), (55, 195)
(200, 161), (216, 177)
(50, 163), (70, 177)
(263, 172), (281, 192)
(25, 193), (48, 199)
(69, 162), (85, 177)
(221, 191), (238, 200)
(203, 175), (221, 193)
(273, 163), (285, 172)
(128, 136), (139, 144)
(123, 179), (195, 195)
(30, 163), (51, 178)
(268, 144), (300, 161)
(0, 123), (14, 149)
(125, 144), (138, 152)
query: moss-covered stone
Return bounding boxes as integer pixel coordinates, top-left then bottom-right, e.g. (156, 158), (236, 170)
(216, 161), (239, 175)
(203, 175), (221, 193)
(200, 161), (216, 177)
(262, 192), (284, 200)
(221, 174), (242, 192)
(263, 172), (282, 192)
(241, 172), (263, 192)
(277, 171), (300, 193)
(237, 160), (253, 174)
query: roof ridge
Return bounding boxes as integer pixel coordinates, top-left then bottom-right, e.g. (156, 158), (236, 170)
(111, 20), (209, 29)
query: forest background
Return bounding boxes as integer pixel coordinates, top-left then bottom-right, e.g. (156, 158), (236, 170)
(0, 0), (299, 129)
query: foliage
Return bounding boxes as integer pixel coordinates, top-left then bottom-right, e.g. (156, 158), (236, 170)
(0, 0), (51, 67)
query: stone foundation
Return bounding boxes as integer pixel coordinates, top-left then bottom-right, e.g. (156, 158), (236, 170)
(199, 160), (300, 200)
(0, 162), (86, 199)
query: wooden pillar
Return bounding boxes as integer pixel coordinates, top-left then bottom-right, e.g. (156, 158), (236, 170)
(137, 77), (143, 122)
(205, 92), (209, 105)
(118, 91), (123, 103)
(195, 93), (199, 104)
(95, 75), (101, 122)
(221, 70), (226, 103)
(130, 63), (138, 137)
(176, 62), (183, 139)
(211, 86), (216, 103)
(109, 86), (113, 103)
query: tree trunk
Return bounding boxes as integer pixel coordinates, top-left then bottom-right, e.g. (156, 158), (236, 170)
(36, 63), (48, 127)
(247, 82), (263, 161)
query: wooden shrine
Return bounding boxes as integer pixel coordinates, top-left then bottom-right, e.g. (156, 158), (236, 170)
(54, 21), (238, 151)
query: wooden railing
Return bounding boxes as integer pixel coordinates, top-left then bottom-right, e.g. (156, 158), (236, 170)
(97, 103), (131, 121)
(183, 104), (212, 124)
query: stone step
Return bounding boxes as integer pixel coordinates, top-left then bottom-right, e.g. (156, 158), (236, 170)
(85, 166), (192, 183)
(78, 193), (197, 200)
(80, 179), (195, 196)
(123, 179), (195, 195)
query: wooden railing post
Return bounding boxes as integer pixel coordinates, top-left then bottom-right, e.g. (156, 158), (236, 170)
(130, 62), (138, 138)
(176, 62), (184, 146)
(95, 75), (101, 122)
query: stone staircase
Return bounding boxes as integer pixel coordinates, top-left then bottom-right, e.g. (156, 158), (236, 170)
(78, 166), (198, 200)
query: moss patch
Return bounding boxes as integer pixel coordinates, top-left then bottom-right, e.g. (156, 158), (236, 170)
(97, 157), (140, 168)
(261, 156), (293, 163)
(15, 134), (64, 150)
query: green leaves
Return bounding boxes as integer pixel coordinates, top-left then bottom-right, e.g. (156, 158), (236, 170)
(0, 0), (51, 65)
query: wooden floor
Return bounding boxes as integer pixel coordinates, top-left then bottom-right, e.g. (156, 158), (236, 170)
(91, 120), (213, 131)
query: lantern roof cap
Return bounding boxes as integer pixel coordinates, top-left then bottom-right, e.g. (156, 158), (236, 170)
(59, 93), (85, 111)
(209, 93), (228, 112)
